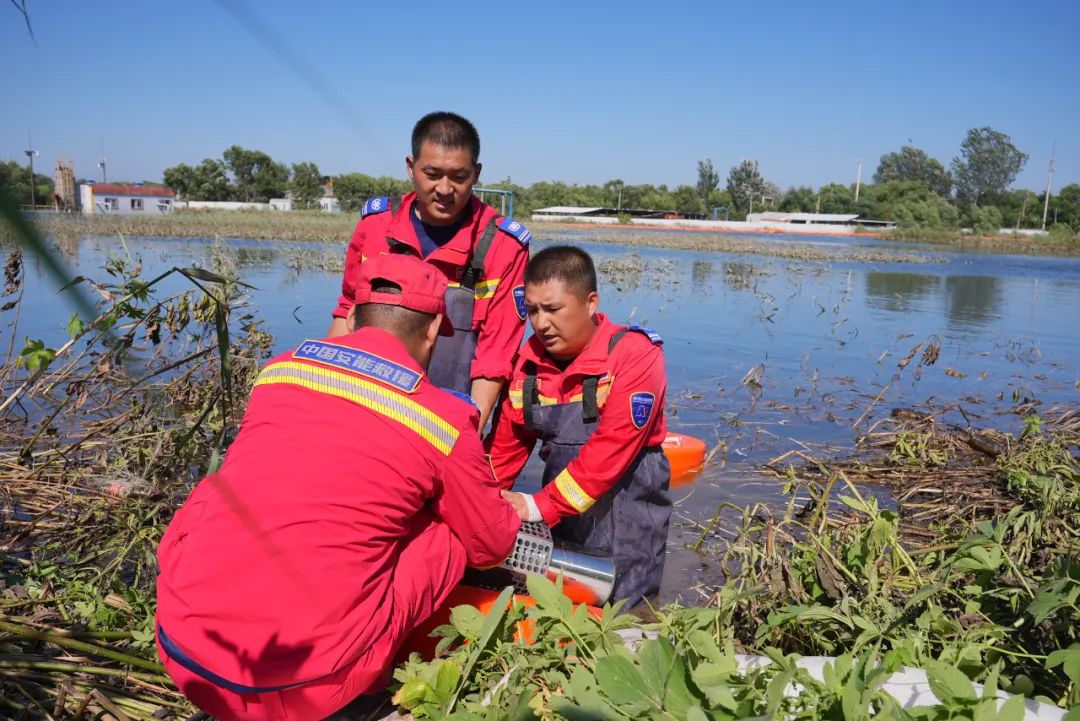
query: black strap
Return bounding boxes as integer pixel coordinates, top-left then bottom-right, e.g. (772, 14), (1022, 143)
(581, 376), (600, 424)
(608, 328), (629, 354)
(522, 362), (538, 431)
(459, 218), (499, 290)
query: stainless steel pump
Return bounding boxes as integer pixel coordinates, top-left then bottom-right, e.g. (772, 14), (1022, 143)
(466, 521), (616, 605)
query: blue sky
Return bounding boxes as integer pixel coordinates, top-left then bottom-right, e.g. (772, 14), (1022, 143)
(3, 0), (1077, 192)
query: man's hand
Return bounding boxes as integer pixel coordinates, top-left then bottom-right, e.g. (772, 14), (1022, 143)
(471, 378), (504, 432)
(500, 490), (542, 522)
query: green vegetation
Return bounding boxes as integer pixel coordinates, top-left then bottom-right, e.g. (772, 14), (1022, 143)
(394, 412), (1080, 720)
(0, 159), (55, 207)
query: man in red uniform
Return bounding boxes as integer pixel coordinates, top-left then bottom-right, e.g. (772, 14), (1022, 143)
(157, 253), (521, 721)
(328, 111), (530, 430)
(487, 246), (672, 608)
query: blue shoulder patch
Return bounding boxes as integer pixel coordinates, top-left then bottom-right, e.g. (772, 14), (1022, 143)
(627, 325), (663, 345)
(361, 196), (391, 219)
(441, 387), (478, 410)
(629, 392), (656, 430)
(497, 218), (531, 246)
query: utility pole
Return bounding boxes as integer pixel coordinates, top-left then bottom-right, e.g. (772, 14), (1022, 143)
(617, 182), (623, 211)
(1041, 142), (1056, 231)
(854, 159), (863, 203)
(98, 137), (108, 183)
(24, 128), (38, 208)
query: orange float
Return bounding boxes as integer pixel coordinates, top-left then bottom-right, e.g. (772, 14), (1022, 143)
(662, 432), (706, 486)
(396, 584), (601, 660)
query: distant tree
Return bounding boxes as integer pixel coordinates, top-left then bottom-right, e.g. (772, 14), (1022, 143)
(726, 160), (766, 214)
(332, 173), (377, 213)
(967, 204), (1004, 234)
(779, 186), (816, 213)
(289, 162), (323, 209)
(223, 146), (288, 202)
(816, 183), (856, 214)
(858, 180), (960, 229)
(0, 160), (53, 206)
(706, 188), (733, 217)
(163, 163), (196, 199)
(951, 127), (1028, 204)
(189, 159), (232, 201)
(1052, 184), (1080, 230)
(873, 146), (953, 197)
(696, 159), (720, 209)
(671, 184), (704, 215)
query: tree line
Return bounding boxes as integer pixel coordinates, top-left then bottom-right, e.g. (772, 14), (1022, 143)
(155, 127), (1080, 233)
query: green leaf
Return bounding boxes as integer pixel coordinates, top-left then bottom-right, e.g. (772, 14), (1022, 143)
(434, 660), (462, 702)
(67, 312), (84, 339)
(450, 605), (485, 641)
(1047, 646), (1080, 687)
(686, 705), (709, 721)
(1062, 706), (1080, 721)
(639, 638), (675, 703)
(179, 265), (255, 288)
(595, 655), (652, 710)
(18, 337), (56, 373)
(686, 629), (723, 663)
(996, 694), (1026, 721)
(924, 660), (976, 703)
(663, 654), (700, 717)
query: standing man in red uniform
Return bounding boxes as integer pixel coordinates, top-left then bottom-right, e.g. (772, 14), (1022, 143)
(329, 112), (530, 430)
(487, 246), (672, 608)
(157, 254), (520, 721)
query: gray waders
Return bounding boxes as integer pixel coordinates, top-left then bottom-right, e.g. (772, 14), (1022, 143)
(521, 329), (672, 608)
(388, 215), (499, 395)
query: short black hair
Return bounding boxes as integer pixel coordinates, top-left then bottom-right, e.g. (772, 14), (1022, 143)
(353, 280), (434, 337)
(411, 112), (481, 165)
(525, 246), (597, 297)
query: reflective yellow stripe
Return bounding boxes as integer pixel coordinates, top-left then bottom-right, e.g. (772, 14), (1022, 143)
(474, 278), (500, 300)
(255, 361), (458, 455)
(509, 389), (523, 409)
(554, 469), (595, 513)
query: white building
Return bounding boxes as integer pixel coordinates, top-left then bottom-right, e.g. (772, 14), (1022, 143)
(80, 183), (175, 215)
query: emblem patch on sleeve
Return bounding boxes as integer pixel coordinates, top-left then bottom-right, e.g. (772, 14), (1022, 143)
(629, 392), (656, 429)
(497, 218), (531, 246)
(513, 285), (527, 320)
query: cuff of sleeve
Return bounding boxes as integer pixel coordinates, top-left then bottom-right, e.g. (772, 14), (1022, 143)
(522, 494), (543, 523)
(533, 489), (561, 527)
(469, 361), (512, 382)
(331, 299), (351, 320)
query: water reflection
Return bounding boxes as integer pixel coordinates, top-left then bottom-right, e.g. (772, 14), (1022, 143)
(863, 271), (1006, 332)
(722, 261), (760, 292)
(864, 272), (939, 313)
(944, 275), (1003, 330)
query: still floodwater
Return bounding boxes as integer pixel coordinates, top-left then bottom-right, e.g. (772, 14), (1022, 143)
(8, 231), (1080, 603)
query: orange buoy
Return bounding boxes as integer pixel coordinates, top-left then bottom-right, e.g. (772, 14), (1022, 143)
(662, 432), (706, 485)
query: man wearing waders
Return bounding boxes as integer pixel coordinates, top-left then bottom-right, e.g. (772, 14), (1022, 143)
(487, 246), (672, 608)
(328, 112), (530, 430)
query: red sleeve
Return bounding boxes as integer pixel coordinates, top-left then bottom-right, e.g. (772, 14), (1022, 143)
(332, 220), (366, 320)
(483, 390), (538, 490)
(534, 344), (666, 526)
(436, 423), (522, 568)
(470, 235), (528, 381)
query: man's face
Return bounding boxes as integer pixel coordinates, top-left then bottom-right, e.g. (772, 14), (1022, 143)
(406, 141), (480, 226)
(524, 279), (599, 361)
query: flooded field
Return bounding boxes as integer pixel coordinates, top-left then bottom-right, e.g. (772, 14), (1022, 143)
(9, 229), (1080, 604)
